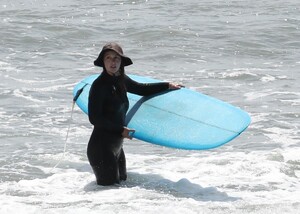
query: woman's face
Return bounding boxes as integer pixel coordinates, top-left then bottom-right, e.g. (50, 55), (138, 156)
(103, 50), (122, 76)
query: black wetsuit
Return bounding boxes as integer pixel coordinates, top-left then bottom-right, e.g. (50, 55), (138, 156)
(88, 71), (169, 185)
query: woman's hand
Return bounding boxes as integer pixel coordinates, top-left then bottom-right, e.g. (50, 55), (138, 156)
(169, 83), (184, 90)
(122, 127), (135, 139)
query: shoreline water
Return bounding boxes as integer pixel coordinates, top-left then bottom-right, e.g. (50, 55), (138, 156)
(1, 0), (299, 213)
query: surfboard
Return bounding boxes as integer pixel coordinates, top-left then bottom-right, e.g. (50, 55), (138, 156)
(73, 74), (251, 150)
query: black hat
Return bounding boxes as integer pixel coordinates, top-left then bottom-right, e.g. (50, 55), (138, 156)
(94, 42), (133, 67)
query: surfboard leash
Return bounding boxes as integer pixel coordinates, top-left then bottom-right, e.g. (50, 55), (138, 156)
(51, 84), (87, 172)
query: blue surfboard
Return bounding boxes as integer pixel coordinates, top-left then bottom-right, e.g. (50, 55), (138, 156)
(73, 74), (251, 150)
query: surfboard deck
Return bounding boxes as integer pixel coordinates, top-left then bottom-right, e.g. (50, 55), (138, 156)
(73, 74), (251, 150)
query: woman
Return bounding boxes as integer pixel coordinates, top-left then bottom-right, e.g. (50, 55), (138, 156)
(88, 42), (181, 185)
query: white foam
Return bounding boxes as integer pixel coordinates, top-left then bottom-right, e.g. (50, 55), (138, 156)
(1, 150), (299, 214)
(244, 89), (273, 101)
(260, 74), (276, 82)
(221, 70), (258, 78)
(263, 127), (299, 147)
(13, 89), (45, 103)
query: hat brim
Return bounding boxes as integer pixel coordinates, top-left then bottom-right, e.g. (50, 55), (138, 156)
(94, 49), (133, 67)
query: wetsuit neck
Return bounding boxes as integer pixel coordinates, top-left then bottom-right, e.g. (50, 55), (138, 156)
(102, 70), (122, 83)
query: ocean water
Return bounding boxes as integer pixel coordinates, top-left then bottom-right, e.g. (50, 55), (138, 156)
(0, 0), (299, 213)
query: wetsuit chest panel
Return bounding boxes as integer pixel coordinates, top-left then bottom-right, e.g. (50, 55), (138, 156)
(103, 84), (129, 122)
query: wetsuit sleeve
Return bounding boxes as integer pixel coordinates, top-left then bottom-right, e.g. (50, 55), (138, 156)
(125, 75), (169, 96)
(88, 84), (124, 134)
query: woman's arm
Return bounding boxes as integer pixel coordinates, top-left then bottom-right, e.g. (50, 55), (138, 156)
(125, 75), (181, 96)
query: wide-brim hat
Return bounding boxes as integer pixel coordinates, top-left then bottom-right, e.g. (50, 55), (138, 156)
(94, 42), (133, 67)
